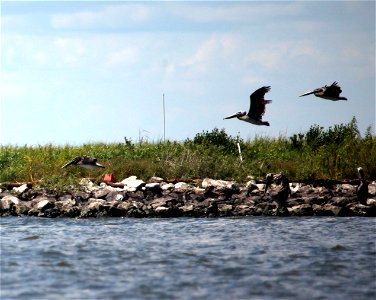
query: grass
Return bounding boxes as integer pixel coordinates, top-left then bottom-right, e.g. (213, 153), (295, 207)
(1, 117), (375, 190)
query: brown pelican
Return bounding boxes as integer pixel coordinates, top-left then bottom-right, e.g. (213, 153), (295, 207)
(264, 172), (291, 207)
(61, 156), (105, 169)
(224, 86), (272, 126)
(299, 81), (347, 101)
(356, 167), (368, 205)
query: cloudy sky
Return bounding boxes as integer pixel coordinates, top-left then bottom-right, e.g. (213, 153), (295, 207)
(1, 0), (375, 145)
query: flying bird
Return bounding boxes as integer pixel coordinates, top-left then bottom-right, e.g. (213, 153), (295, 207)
(224, 86), (272, 126)
(61, 156), (105, 170)
(299, 81), (347, 101)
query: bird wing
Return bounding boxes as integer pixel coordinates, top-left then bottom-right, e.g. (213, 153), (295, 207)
(324, 81), (342, 97)
(61, 156), (81, 168)
(248, 86), (271, 119)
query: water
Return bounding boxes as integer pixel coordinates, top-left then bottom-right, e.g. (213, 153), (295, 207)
(1, 217), (375, 300)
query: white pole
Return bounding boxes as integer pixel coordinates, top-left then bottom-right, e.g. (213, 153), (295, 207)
(163, 93), (166, 142)
(237, 142), (243, 162)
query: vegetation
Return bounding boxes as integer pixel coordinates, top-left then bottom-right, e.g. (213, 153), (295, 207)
(0, 117), (375, 189)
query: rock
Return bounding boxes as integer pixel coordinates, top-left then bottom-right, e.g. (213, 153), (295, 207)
(301, 185), (317, 194)
(347, 203), (376, 217)
(35, 199), (55, 211)
(233, 205), (252, 216)
(288, 204), (313, 216)
(368, 184), (376, 196)
(148, 197), (169, 209)
(13, 184), (29, 194)
(320, 204), (351, 217)
(329, 197), (353, 207)
(1, 176), (375, 218)
(290, 183), (302, 194)
(304, 196), (328, 206)
(14, 201), (32, 215)
(202, 178), (237, 189)
(79, 199), (107, 218)
(148, 176), (164, 183)
(121, 176), (145, 192)
(144, 183), (162, 197)
(218, 204), (233, 216)
(179, 204), (195, 215)
(105, 191), (128, 202)
(79, 178), (95, 190)
(174, 182), (189, 190)
(338, 184), (356, 192)
(0, 195), (20, 213)
(245, 181), (259, 194)
(58, 194), (73, 202)
(93, 188), (111, 199)
(161, 183), (174, 191)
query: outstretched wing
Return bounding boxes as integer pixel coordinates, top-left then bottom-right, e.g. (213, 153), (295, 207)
(324, 81), (342, 97)
(61, 156), (81, 168)
(248, 86), (271, 119)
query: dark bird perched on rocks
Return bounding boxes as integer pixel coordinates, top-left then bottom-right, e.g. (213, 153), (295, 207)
(264, 172), (291, 207)
(224, 86), (272, 126)
(61, 156), (105, 170)
(299, 81), (347, 101)
(356, 167), (368, 205)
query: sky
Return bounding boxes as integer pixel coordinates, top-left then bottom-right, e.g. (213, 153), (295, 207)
(1, 0), (375, 145)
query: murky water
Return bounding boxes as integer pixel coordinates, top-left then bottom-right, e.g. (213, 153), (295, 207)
(1, 216), (375, 300)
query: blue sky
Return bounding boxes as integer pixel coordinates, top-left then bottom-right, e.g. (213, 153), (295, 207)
(1, 0), (375, 145)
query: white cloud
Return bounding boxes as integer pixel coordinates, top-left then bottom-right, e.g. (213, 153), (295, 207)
(106, 47), (140, 66)
(1, 83), (26, 99)
(245, 40), (319, 69)
(171, 2), (303, 24)
(50, 4), (151, 29)
(1, 15), (29, 28)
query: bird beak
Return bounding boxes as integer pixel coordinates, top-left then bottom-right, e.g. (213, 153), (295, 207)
(61, 160), (75, 169)
(299, 90), (315, 97)
(224, 113), (238, 119)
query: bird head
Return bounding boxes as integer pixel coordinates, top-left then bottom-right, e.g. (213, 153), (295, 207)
(223, 111), (246, 119)
(357, 167), (365, 180)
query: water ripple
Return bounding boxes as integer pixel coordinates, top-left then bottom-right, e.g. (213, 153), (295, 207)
(1, 216), (375, 300)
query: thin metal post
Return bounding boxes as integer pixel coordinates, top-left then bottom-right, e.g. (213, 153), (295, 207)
(237, 142), (243, 162)
(163, 93), (166, 142)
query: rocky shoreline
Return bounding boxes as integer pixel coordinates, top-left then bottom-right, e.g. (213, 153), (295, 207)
(1, 176), (376, 218)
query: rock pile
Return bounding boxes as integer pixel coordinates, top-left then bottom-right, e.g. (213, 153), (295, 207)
(1, 176), (375, 218)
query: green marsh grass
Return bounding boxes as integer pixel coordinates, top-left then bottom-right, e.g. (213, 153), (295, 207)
(1, 118), (375, 189)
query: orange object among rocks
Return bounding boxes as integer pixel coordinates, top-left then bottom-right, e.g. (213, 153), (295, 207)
(103, 173), (116, 183)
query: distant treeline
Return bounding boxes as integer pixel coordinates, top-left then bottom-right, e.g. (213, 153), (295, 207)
(0, 117), (375, 190)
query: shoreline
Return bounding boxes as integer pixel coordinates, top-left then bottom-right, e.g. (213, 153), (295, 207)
(1, 177), (375, 218)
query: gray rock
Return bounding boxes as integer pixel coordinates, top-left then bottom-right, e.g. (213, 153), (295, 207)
(1, 195), (20, 210)
(35, 199), (55, 211)
(174, 182), (189, 190)
(161, 183), (174, 191)
(148, 176), (164, 183)
(288, 204), (313, 216)
(202, 178), (237, 189)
